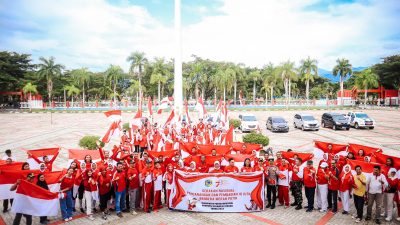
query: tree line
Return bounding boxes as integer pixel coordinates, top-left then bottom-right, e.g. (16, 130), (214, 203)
(0, 51), (398, 105)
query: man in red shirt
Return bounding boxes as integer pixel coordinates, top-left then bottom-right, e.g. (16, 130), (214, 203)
(112, 162), (127, 217)
(224, 158), (239, 173)
(98, 168), (112, 220)
(327, 160), (340, 213)
(127, 160), (139, 215)
(197, 155), (209, 173)
(141, 160), (153, 213)
(290, 158), (303, 210)
(303, 160), (316, 212)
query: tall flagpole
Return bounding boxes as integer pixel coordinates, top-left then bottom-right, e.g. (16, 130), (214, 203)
(174, 0), (183, 116)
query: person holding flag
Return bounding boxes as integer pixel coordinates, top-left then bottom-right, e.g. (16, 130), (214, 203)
(10, 173), (35, 225)
(366, 165), (388, 224)
(327, 159), (340, 213)
(339, 164), (355, 215)
(316, 162), (329, 213)
(113, 162), (127, 217)
(163, 164), (174, 208)
(59, 168), (75, 222)
(290, 158), (303, 210)
(303, 160), (316, 212)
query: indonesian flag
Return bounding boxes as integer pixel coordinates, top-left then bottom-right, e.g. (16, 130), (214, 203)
(232, 142), (263, 154)
(374, 153), (400, 170)
(147, 150), (178, 160)
(101, 121), (122, 143)
(104, 110), (122, 122)
(281, 151), (314, 166)
(179, 142), (197, 155)
(194, 97), (207, 118)
(147, 97), (153, 117)
(157, 96), (173, 114)
(224, 154), (255, 169)
(164, 110), (175, 127)
(313, 141), (348, 159)
(26, 147), (60, 170)
(0, 162), (25, 170)
(11, 180), (59, 217)
(197, 144), (231, 155)
(68, 149), (101, 165)
(348, 143), (382, 157)
(151, 132), (164, 152)
(130, 108), (143, 130)
(347, 159), (384, 179)
(0, 170), (63, 200)
(222, 125), (234, 145)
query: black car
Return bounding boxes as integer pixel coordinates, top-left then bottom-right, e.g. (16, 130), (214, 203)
(266, 116), (289, 132)
(321, 112), (350, 130)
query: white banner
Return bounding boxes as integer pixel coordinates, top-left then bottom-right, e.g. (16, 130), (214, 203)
(169, 170), (265, 212)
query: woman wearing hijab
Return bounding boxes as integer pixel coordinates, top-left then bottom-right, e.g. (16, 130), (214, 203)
(339, 164), (355, 215)
(383, 168), (398, 222)
(36, 174), (50, 224)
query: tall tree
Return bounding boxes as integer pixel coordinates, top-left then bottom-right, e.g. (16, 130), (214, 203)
(189, 58), (205, 100)
(150, 58), (169, 103)
(104, 65), (124, 104)
(261, 63), (276, 104)
(299, 57), (318, 104)
(70, 68), (91, 104)
(64, 85), (80, 106)
(0, 51), (35, 91)
(127, 51), (147, 97)
(36, 56), (64, 103)
(232, 63), (245, 105)
(333, 58), (352, 104)
(355, 68), (379, 108)
(22, 82), (38, 111)
(279, 61), (297, 107)
(249, 70), (261, 104)
(373, 55), (400, 90)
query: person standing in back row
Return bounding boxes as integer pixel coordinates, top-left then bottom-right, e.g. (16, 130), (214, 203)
(303, 160), (316, 212)
(265, 157), (278, 209)
(353, 165), (366, 223)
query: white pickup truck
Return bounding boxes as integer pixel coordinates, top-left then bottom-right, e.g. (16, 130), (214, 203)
(345, 112), (375, 129)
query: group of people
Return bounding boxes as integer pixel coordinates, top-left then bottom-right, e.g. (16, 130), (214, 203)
(1, 118), (400, 225)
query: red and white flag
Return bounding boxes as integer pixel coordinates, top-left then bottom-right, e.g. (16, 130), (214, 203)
(194, 97), (207, 118)
(313, 141), (348, 159)
(68, 149), (101, 165)
(11, 180), (59, 216)
(26, 147), (60, 170)
(101, 121), (122, 143)
(104, 110), (122, 122)
(157, 97), (173, 114)
(130, 108), (143, 130)
(347, 159), (384, 179)
(164, 110), (175, 127)
(221, 125), (234, 145)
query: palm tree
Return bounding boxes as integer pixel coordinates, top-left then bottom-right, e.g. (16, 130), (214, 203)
(22, 82), (38, 111)
(249, 70), (261, 104)
(189, 60), (205, 100)
(150, 58), (169, 103)
(299, 57), (318, 104)
(232, 63), (245, 105)
(127, 80), (140, 105)
(333, 58), (352, 104)
(70, 68), (91, 104)
(127, 51), (147, 97)
(36, 56), (64, 103)
(279, 61), (297, 107)
(64, 85), (80, 106)
(261, 63), (276, 104)
(104, 65), (124, 105)
(215, 67), (233, 101)
(355, 68), (379, 108)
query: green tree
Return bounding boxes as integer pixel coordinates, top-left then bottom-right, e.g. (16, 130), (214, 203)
(65, 85), (80, 106)
(150, 58), (169, 103)
(127, 51), (147, 97)
(0, 51), (35, 91)
(355, 68), (379, 108)
(189, 57), (205, 99)
(232, 63), (245, 105)
(249, 70), (261, 104)
(299, 57), (318, 104)
(333, 58), (352, 103)
(373, 55), (400, 90)
(36, 56), (64, 103)
(104, 65), (124, 104)
(70, 68), (91, 104)
(22, 82), (38, 111)
(278, 61), (297, 107)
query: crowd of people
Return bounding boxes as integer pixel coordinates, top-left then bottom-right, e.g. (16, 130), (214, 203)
(1, 118), (400, 225)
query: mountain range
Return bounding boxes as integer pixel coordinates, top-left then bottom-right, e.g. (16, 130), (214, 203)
(318, 67), (367, 82)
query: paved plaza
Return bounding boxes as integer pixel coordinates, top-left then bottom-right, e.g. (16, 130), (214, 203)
(0, 108), (399, 225)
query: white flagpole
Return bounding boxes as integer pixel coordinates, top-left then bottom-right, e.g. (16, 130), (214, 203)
(174, 0), (183, 117)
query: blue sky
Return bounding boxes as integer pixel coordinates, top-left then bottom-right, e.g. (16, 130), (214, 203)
(0, 0), (399, 71)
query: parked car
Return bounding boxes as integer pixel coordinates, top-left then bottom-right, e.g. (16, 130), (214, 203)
(293, 114), (320, 131)
(239, 114), (259, 132)
(266, 116), (289, 132)
(321, 112), (350, 130)
(345, 112), (375, 129)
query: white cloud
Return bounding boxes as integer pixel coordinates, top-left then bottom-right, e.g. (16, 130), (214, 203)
(1, 0), (399, 71)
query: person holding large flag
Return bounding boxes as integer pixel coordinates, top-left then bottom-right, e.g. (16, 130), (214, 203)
(36, 174), (50, 224)
(59, 168), (75, 222)
(10, 173), (35, 225)
(327, 160), (340, 213)
(303, 160), (316, 212)
(290, 158), (303, 210)
(113, 162), (127, 217)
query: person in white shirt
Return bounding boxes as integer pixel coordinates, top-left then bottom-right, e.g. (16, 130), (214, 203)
(366, 165), (388, 224)
(2, 149), (16, 162)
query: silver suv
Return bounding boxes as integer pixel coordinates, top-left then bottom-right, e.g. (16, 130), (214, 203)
(293, 114), (320, 131)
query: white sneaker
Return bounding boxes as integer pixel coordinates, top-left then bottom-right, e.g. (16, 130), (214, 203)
(385, 217), (391, 222)
(380, 213), (385, 217)
(131, 210), (137, 215)
(64, 219), (69, 222)
(68, 217), (72, 221)
(319, 209), (326, 213)
(88, 215), (95, 221)
(355, 218), (361, 223)
(396, 217), (400, 221)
